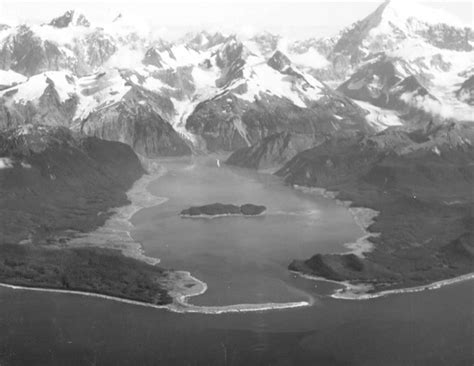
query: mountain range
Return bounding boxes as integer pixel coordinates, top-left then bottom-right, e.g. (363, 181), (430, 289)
(0, 0), (472, 160)
(0, 0), (473, 296)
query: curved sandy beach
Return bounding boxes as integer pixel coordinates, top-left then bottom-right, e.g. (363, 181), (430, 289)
(0, 271), (312, 314)
(5, 159), (469, 312)
(27, 158), (312, 314)
(292, 270), (474, 300)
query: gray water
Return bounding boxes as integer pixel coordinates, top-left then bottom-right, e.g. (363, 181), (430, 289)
(132, 155), (361, 306)
(0, 156), (472, 365)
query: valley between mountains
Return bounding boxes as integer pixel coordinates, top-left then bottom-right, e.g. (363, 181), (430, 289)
(0, 0), (473, 305)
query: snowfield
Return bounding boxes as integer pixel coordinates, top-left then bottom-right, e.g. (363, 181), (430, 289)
(0, 0), (472, 150)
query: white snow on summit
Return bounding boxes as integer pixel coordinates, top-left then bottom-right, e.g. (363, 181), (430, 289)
(373, 0), (467, 29)
(0, 71), (77, 104)
(0, 70), (27, 87)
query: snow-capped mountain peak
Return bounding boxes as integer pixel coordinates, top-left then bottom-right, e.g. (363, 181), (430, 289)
(0, 2), (472, 157)
(374, 0), (466, 28)
(248, 31), (281, 56)
(267, 50), (292, 73)
(182, 31), (229, 51)
(48, 10), (91, 28)
(333, 0), (472, 60)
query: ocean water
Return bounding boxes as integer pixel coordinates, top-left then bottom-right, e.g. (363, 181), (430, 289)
(0, 156), (472, 365)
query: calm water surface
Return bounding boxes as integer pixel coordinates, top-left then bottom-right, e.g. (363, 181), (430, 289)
(133, 156), (361, 306)
(0, 156), (472, 365)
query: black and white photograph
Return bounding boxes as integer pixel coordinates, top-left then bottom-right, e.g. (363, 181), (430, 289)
(0, 0), (473, 364)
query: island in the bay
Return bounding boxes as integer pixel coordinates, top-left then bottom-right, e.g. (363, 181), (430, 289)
(181, 203), (267, 217)
(227, 122), (474, 295)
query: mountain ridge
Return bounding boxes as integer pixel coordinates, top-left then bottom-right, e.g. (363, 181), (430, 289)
(0, 2), (472, 157)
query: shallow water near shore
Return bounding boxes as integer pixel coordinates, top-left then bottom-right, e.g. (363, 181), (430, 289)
(0, 155), (473, 365)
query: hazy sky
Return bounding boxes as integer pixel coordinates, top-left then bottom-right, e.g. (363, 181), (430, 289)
(0, 0), (472, 40)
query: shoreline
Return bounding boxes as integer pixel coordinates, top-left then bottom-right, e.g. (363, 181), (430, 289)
(9, 158), (467, 311)
(170, 271), (314, 314)
(37, 158), (311, 314)
(293, 185), (378, 258)
(66, 159), (169, 265)
(291, 184), (474, 300)
(180, 211), (267, 219)
(292, 271), (474, 300)
(0, 270), (313, 314)
(332, 272), (474, 300)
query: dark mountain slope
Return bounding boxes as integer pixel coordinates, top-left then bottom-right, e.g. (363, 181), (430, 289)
(0, 125), (175, 305)
(0, 125), (144, 244)
(277, 122), (474, 293)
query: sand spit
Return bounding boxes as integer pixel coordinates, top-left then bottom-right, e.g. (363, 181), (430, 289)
(293, 271), (474, 300)
(0, 270), (312, 314)
(291, 185), (474, 299)
(14, 159), (311, 315)
(167, 271), (313, 314)
(179, 301), (312, 314)
(332, 272), (474, 300)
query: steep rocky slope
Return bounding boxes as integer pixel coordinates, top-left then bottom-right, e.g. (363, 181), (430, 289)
(0, 23), (117, 77)
(0, 124), (175, 304)
(456, 75), (474, 105)
(0, 19), (393, 155)
(291, 0), (473, 80)
(337, 54), (436, 110)
(185, 48), (371, 152)
(290, 0), (474, 123)
(226, 132), (321, 170)
(3, 3), (471, 158)
(0, 69), (192, 156)
(0, 124), (144, 244)
(80, 83), (192, 157)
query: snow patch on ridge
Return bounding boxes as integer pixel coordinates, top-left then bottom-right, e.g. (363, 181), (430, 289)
(355, 100), (404, 130)
(0, 70), (27, 86)
(75, 70), (131, 120)
(234, 55), (325, 108)
(0, 71), (77, 104)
